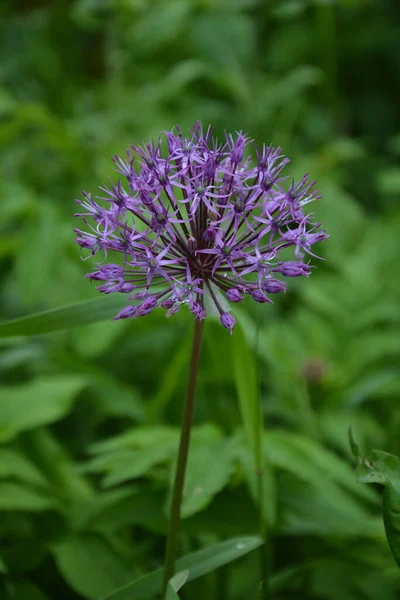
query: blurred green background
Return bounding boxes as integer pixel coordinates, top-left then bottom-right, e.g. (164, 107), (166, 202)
(1, 0), (400, 598)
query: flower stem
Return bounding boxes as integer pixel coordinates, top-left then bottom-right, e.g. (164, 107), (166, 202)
(162, 318), (205, 597)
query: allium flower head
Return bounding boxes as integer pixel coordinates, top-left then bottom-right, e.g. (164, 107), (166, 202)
(75, 122), (328, 333)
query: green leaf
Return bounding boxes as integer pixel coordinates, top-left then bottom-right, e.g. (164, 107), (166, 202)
(166, 585), (180, 600)
(233, 324), (276, 528)
(0, 377), (87, 441)
(72, 487), (166, 534)
(182, 487), (258, 538)
(22, 429), (93, 502)
(232, 324), (261, 463)
(155, 60), (206, 103)
(101, 443), (177, 488)
(132, 0), (189, 54)
(68, 487), (137, 531)
(0, 448), (48, 487)
(350, 446), (400, 568)
(266, 432), (380, 536)
(320, 411), (384, 458)
(88, 426), (179, 455)
(0, 295), (132, 338)
(166, 570), (190, 600)
(9, 582), (49, 600)
(383, 482), (400, 568)
(15, 201), (61, 308)
(52, 534), (133, 600)
(239, 446), (276, 529)
(169, 570), (190, 593)
(0, 556), (7, 573)
(71, 319), (127, 358)
(101, 536), (263, 600)
(348, 425), (362, 460)
(148, 341), (190, 421)
(180, 437), (239, 518)
(0, 482), (55, 511)
(356, 450), (400, 492)
(82, 427), (179, 488)
(190, 13), (255, 71)
(280, 475), (379, 538)
(378, 167), (400, 195)
(268, 430), (376, 503)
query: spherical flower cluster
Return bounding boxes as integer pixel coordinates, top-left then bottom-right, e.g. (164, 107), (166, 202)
(75, 122), (328, 333)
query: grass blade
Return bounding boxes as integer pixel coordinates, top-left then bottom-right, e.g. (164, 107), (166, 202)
(0, 295), (131, 338)
(100, 536), (263, 600)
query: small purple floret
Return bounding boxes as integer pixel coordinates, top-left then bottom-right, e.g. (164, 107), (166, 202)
(226, 288), (242, 303)
(274, 262), (312, 277)
(190, 301), (206, 321)
(250, 289), (272, 304)
(220, 312), (236, 334)
(75, 122), (327, 332)
(160, 299), (175, 310)
(262, 279), (287, 294)
(114, 306), (137, 320)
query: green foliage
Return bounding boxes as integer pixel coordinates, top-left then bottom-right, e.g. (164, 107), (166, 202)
(350, 435), (400, 569)
(165, 571), (190, 600)
(0, 296), (135, 337)
(0, 377), (87, 441)
(1, 0), (400, 598)
(383, 484), (400, 569)
(101, 537), (263, 600)
(53, 535), (134, 599)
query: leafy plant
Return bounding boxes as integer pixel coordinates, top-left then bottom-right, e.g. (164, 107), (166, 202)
(1, 0), (400, 598)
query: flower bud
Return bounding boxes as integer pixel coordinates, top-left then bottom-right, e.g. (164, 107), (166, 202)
(264, 200), (279, 216)
(204, 157), (216, 179)
(274, 262), (311, 277)
(114, 306), (137, 320)
(250, 290), (272, 303)
(226, 288), (242, 303)
(141, 296), (158, 310)
(220, 312), (236, 334)
(203, 227), (216, 242)
(166, 304), (181, 318)
(140, 191), (154, 206)
(119, 282), (135, 293)
(161, 299), (174, 309)
(136, 296), (158, 316)
(190, 301), (206, 321)
(262, 279), (287, 294)
(230, 133), (246, 165)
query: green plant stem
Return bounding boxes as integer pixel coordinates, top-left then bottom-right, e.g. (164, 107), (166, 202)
(162, 318), (205, 597)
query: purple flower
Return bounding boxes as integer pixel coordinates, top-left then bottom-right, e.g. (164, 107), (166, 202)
(250, 289), (272, 304)
(220, 312), (236, 334)
(273, 262), (312, 277)
(75, 122), (327, 332)
(226, 288), (242, 303)
(114, 306), (138, 320)
(262, 278), (287, 294)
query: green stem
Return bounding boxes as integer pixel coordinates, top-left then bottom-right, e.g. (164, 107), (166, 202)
(162, 318), (205, 597)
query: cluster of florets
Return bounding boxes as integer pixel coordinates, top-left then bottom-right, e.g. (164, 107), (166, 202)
(75, 122), (327, 333)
